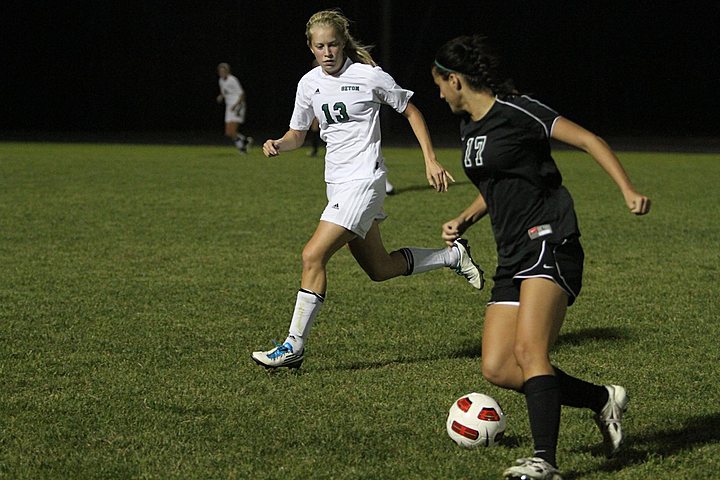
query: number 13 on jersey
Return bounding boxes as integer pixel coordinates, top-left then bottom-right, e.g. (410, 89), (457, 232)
(464, 136), (487, 167)
(321, 102), (350, 124)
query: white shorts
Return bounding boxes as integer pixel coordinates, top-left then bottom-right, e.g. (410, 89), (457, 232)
(225, 103), (246, 124)
(320, 171), (387, 239)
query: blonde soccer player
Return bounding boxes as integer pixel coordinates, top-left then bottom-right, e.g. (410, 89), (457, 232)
(251, 10), (483, 369)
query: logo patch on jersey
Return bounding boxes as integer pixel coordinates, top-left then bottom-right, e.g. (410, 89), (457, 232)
(528, 224), (553, 240)
(341, 85), (360, 91)
(314, 88), (320, 94)
(331, 203), (340, 210)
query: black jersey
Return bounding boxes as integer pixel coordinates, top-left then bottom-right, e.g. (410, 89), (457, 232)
(460, 95), (580, 265)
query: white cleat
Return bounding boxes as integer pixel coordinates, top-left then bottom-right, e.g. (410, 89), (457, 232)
(503, 457), (562, 480)
(251, 340), (304, 369)
(594, 384), (629, 456)
(452, 238), (484, 290)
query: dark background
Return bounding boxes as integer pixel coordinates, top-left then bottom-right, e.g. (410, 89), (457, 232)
(2, 1), (719, 146)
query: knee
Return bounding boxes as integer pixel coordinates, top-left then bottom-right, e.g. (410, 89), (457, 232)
(301, 245), (325, 272)
(482, 360), (510, 388)
(513, 341), (546, 372)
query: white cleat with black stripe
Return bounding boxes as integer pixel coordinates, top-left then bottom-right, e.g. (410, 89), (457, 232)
(252, 340), (304, 369)
(504, 457), (562, 480)
(453, 238), (485, 290)
(594, 384), (629, 456)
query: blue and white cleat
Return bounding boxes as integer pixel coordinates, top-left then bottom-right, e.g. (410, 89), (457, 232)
(453, 238), (485, 290)
(252, 340), (304, 369)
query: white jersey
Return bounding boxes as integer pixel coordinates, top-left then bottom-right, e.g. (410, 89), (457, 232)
(290, 58), (413, 183)
(218, 74), (244, 106)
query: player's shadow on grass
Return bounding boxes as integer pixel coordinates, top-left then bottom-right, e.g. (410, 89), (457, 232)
(564, 412), (720, 479)
(555, 326), (631, 347)
(447, 326), (633, 362)
(321, 327), (630, 371)
(316, 338), (480, 372)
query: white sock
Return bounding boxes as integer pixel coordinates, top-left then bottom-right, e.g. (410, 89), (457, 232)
(285, 289), (324, 351)
(403, 246), (459, 274)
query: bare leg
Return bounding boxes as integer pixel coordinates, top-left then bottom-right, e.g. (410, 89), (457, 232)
(224, 121), (238, 140)
(514, 278), (567, 380)
(300, 220), (357, 295)
(347, 221), (413, 281)
(488, 278), (567, 469)
(480, 279), (567, 386)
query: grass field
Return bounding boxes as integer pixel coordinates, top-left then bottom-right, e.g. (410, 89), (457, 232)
(1, 141), (719, 479)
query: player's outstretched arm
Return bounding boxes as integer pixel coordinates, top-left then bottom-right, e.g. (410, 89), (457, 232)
(441, 193), (488, 246)
(263, 129), (308, 157)
(551, 117), (651, 215)
(402, 102), (455, 192)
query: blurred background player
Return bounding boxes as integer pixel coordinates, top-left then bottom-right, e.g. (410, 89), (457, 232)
(216, 62), (252, 153)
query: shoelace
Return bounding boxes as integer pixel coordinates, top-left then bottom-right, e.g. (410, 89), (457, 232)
(268, 340), (292, 359)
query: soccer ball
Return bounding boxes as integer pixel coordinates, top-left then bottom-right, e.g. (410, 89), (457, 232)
(446, 392), (506, 448)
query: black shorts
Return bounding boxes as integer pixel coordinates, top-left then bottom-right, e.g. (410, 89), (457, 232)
(489, 236), (584, 306)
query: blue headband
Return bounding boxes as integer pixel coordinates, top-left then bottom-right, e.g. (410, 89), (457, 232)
(434, 60), (463, 74)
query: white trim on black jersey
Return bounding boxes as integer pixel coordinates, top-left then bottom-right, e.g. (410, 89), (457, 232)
(495, 97), (553, 138)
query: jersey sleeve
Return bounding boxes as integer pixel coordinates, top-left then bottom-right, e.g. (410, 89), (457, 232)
(517, 95), (560, 138)
(289, 76), (315, 131)
(371, 67), (414, 114)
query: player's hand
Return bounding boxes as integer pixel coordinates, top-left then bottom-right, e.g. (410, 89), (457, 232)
(624, 190), (651, 215)
(442, 218), (466, 246)
(425, 159), (455, 192)
(263, 140), (280, 157)
(216, 95), (224, 104)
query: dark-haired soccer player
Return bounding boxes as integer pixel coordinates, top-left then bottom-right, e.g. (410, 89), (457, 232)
(432, 34), (650, 480)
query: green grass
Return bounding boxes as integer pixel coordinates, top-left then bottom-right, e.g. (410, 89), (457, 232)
(1, 141), (719, 479)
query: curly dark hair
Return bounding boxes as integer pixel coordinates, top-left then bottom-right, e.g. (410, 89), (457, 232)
(433, 35), (516, 98)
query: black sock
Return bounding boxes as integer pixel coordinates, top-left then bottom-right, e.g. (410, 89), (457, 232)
(523, 375), (561, 468)
(553, 366), (608, 413)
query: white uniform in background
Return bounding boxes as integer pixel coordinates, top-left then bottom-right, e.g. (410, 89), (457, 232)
(218, 74), (246, 124)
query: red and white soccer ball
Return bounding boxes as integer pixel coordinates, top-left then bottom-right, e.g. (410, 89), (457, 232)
(446, 392), (506, 448)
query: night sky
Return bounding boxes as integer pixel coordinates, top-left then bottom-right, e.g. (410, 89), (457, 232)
(2, 1), (719, 143)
